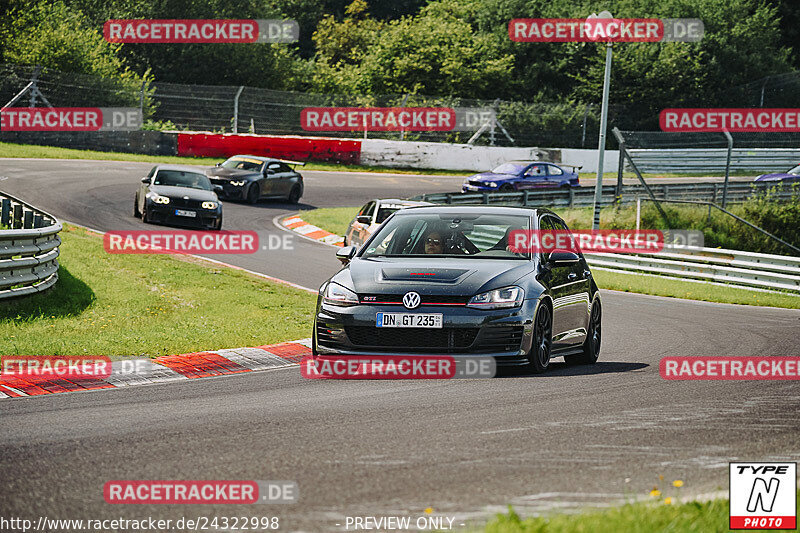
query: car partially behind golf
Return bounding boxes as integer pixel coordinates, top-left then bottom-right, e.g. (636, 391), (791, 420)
(344, 198), (432, 248)
(134, 164), (223, 230)
(313, 205), (601, 373)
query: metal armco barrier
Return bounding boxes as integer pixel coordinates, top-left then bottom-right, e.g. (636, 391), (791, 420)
(584, 246), (800, 293)
(0, 191), (61, 300)
(626, 148), (800, 174)
(413, 181), (799, 208)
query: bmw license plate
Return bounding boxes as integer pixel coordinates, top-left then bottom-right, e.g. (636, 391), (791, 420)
(174, 209), (196, 217)
(376, 313), (442, 328)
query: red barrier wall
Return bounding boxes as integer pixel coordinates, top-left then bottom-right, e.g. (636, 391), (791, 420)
(176, 133), (361, 164)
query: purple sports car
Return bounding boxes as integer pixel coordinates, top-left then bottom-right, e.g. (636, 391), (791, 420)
(462, 161), (580, 193)
(754, 164), (800, 183)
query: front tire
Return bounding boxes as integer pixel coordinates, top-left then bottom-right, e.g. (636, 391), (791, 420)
(288, 185), (301, 204)
(499, 184), (514, 192)
(526, 302), (553, 374)
(133, 196), (141, 218)
(247, 183), (260, 204)
(565, 301), (601, 365)
(141, 206), (149, 224)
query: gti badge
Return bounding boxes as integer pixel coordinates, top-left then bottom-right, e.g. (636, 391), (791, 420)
(403, 291), (421, 309)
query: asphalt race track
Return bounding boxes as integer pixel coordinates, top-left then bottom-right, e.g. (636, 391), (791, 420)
(1, 158), (799, 531)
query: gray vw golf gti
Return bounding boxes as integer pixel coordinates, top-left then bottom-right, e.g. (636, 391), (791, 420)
(313, 206), (601, 373)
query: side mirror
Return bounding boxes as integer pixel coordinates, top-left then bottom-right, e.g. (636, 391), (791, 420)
(141, 177), (150, 183)
(214, 185), (224, 194)
(547, 250), (580, 264)
(215, 162), (222, 167)
(336, 246), (357, 265)
(356, 215), (372, 225)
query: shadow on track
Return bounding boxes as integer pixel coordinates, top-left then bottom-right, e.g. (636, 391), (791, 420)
(500, 361), (649, 378)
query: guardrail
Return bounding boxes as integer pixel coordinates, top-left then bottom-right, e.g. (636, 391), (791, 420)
(626, 148), (800, 174)
(584, 245), (800, 293)
(0, 191), (62, 300)
(412, 181), (799, 208)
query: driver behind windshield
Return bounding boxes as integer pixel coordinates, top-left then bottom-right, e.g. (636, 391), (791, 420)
(424, 230), (445, 254)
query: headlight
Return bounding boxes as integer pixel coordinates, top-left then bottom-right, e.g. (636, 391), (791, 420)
(152, 195), (170, 204)
(467, 286), (524, 309)
(322, 282), (358, 307)
(230, 181), (246, 186)
(201, 201), (218, 209)
(488, 182), (498, 188)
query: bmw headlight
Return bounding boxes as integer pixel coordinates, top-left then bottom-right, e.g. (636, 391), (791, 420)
(201, 201), (218, 209)
(230, 181), (246, 186)
(488, 182), (498, 188)
(467, 286), (524, 309)
(152, 195), (170, 204)
(322, 282), (358, 307)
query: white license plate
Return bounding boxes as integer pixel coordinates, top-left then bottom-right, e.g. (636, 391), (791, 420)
(174, 209), (196, 217)
(376, 313), (442, 328)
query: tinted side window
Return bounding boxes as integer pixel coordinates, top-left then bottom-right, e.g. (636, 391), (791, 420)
(548, 165), (563, 176)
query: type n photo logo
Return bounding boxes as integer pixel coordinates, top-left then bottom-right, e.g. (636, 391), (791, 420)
(730, 462), (797, 529)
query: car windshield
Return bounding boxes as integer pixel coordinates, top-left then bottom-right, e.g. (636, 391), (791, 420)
(153, 170), (212, 190)
(491, 163), (526, 175)
(221, 158), (264, 172)
(789, 165), (800, 175)
(361, 213), (530, 259)
(375, 205), (404, 224)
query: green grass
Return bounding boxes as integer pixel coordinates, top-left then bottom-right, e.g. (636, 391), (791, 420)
(294, 206), (800, 309)
(301, 206), (359, 237)
(0, 224), (316, 356)
(485, 491), (800, 533)
(594, 269), (800, 309)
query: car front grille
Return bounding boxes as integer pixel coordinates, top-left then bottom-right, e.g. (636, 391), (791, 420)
(170, 198), (204, 208)
(344, 326), (479, 351)
(359, 294), (469, 306)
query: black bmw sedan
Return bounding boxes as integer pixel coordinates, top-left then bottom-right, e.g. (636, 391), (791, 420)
(134, 164), (223, 230)
(313, 206), (601, 373)
(205, 155), (304, 204)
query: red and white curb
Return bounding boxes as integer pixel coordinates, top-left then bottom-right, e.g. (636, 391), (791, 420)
(282, 215), (344, 247)
(0, 339), (312, 399)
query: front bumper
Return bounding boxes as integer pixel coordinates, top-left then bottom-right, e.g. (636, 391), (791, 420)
(314, 300), (539, 365)
(209, 180), (247, 200)
(146, 204), (221, 229)
(462, 184), (497, 192)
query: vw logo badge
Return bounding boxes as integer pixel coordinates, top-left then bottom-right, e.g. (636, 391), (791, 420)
(403, 291), (421, 309)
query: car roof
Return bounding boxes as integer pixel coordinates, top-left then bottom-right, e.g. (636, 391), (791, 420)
(505, 160), (556, 165)
(375, 199), (432, 206)
(394, 205), (558, 218)
(153, 164), (207, 173)
(226, 154), (270, 162)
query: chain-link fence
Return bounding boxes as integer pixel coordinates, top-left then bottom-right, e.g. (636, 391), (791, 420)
(0, 63), (622, 147)
(2, 63), (800, 149)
